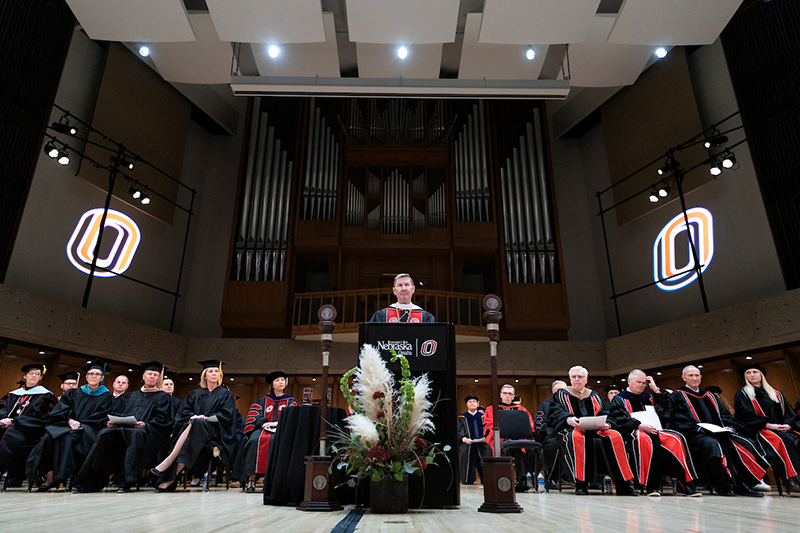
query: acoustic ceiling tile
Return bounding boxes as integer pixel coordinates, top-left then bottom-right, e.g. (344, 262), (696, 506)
(346, 0), (460, 44)
(254, 13), (341, 78)
(206, 0), (325, 44)
(148, 14), (232, 84)
(66, 0), (195, 42)
(459, 14), (547, 80)
(479, 0), (603, 45)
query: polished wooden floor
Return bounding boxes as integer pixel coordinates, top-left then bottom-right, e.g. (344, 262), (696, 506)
(1, 483), (798, 533)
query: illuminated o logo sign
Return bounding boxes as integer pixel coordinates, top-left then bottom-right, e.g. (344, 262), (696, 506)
(66, 208), (141, 278)
(653, 207), (713, 291)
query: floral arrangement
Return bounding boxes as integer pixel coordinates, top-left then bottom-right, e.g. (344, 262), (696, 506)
(330, 344), (449, 486)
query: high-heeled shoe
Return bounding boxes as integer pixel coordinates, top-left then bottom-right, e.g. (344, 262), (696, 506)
(149, 467), (163, 478)
(155, 481), (176, 493)
(36, 484), (53, 492)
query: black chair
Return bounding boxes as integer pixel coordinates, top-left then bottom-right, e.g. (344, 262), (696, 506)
(497, 409), (547, 491)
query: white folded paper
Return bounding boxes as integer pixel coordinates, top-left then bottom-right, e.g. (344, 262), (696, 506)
(631, 405), (663, 431)
(577, 415), (607, 431)
(697, 422), (733, 433)
(108, 415), (137, 426)
(205, 415), (219, 423)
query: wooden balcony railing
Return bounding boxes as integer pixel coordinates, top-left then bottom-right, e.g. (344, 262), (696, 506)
(291, 288), (487, 338)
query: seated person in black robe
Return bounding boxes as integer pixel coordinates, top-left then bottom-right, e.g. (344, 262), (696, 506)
(733, 363), (800, 484)
(73, 361), (173, 492)
(161, 378), (183, 422)
(27, 359), (113, 491)
(368, 273), (435, 323)
(483, 384), (536, 492)
(57, 371), (79, 402)
(457, 395), (491, 484)
(151, 359), (236, 492)
(608, 370), (700, 497)
(671, 365), (769, 497)
(535, 380), (566, 486)
(239, 371), (297, 493)
(0, 364), (57, 486)
(549, 366), (637, 496)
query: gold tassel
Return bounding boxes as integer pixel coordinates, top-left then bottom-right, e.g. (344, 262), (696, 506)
(42, 365), (47, 375)
(218, 362), (224, 383)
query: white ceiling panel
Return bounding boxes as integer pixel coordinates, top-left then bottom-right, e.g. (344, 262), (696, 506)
(567, 16), (653, 87)
(346, 0), (459, 44)
(148, 14), (232, 84)
(356, 43), (443, 79)
(206, 0), (325, 44)
(254, 13), (341, 78)
(480, 0), (602, 45)
(66, 0), (195, 42)
(609, 0), (744, 45)
(459, 14), (546, 80)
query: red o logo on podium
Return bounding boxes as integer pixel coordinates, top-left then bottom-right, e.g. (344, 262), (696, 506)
(420, 340), (437, 356)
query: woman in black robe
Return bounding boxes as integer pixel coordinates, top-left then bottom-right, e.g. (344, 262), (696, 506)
(151, 359), (236, 492)
(733, 363), (800, 483)
(26, 359), (112, 491)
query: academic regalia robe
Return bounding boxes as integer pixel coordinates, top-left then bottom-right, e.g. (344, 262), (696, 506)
(26, 385), (112, 485)
(672, 386), (769, 491)
(368, 303), (435, 323)
(609, 390), (697, 491)
(483, 403), (536, 485)
(549, 388), (634, 485)
(457, 410), (491, 484)
(734, 387), (800, 481)
(240, 394), (297, 478)
(158, 385), (236, 483)
(0, 386), (57, 479)
(73, 389), (173, 490)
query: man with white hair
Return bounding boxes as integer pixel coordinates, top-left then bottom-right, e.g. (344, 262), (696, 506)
(671, 365), (768, 497)
(550, 366), (636, 495)
(608, 369), (700, 497)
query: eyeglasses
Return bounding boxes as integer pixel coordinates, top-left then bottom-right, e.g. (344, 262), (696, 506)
(26, 372), (42, 377)
(86, 372), (103, 377)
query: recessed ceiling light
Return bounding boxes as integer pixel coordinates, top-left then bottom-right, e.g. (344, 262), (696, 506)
(39, 350), (46, 355)
(655, 47), (667, 59)
(139, 45), (150, 57)
(526, 47), (535, 60)
(474, 378), (479, 383)
(397, 46), (408, 59)
(745, 356), (753, 360)
(268, 45), (280, 58)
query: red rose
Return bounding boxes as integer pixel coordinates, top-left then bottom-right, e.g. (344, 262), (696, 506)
(414, 438), (428, 450)
(377, 411), (385, 418)
(366, 446), (391, 463)
(416, 455), (428, 470)
(372, 391), (385, 399)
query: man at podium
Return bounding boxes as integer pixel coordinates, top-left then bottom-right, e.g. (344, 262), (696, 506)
(368, 273), (435, 323)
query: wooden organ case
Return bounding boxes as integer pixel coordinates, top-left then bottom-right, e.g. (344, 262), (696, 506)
(221, 97), (569, 340)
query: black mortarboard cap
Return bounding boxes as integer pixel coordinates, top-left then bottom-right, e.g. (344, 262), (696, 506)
(58, 371), (79, 381)
(82, 358), (108, 373)
(706, 385), (723, 394)
(605, 385), (621, 393)
(464, 395), (479, 403)
(198, 359), (224, 369)
(742, 362), (766, 375)
(21, 363), (46, 374)
(265, 371), (288, 384)
(140, 361), (166, 373)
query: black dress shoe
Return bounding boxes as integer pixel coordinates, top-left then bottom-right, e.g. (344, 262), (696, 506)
(734, 486), (764, 497)
(616, 483), (639, 496)
(36, 484), (53, 493)
(575, 481), (589, 495)
(117, 483), (132, 493)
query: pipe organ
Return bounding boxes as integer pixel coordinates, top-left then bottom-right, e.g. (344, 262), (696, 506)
(454, 102), (491, 222)
(232, 99), (293, 282)
(223, 97), (568, 340)
(499, 109), (558, 283)
(301, 99), (339, 221)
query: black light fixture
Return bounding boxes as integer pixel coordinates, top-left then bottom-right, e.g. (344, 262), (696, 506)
(657, 164), (670, 176)
(140, 189), (151, 205)
(649, 188), (659, 203)
(44, 141), (58, 158)
(474, 378), (479, 383)
(704, 134), (728, 149)
(52, 115), (78, 135)
(721, 151), (736, 169)
(57, 149), (70, 166)
(129, 184), (141, 199)
(709, 158), (722, 176)
(657, 183), (670, 198)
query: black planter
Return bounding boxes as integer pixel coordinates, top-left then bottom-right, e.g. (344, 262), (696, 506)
(369, 475), (409, 513)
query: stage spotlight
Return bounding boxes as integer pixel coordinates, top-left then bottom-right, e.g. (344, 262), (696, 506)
(51, 120), (77, 135)
(657, 164), (670, 176)
(704, 134), (728, 149)
(45, 141), (58, 158)
(140, 190), (151, 205)
(721, 151), (736, 169)
(526, 47), (535, 60)
(129, 185), (141, 199)
(649, 189), (659, 203)
(397, 46), (408, 59)
(709, 161), (722, 176)
(658, 184), (670, 198)
(139, 45), (150, 57)
(57, 149), (70, 165)
(268, 45), (280, 58)
(655, 47), (668, 59)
